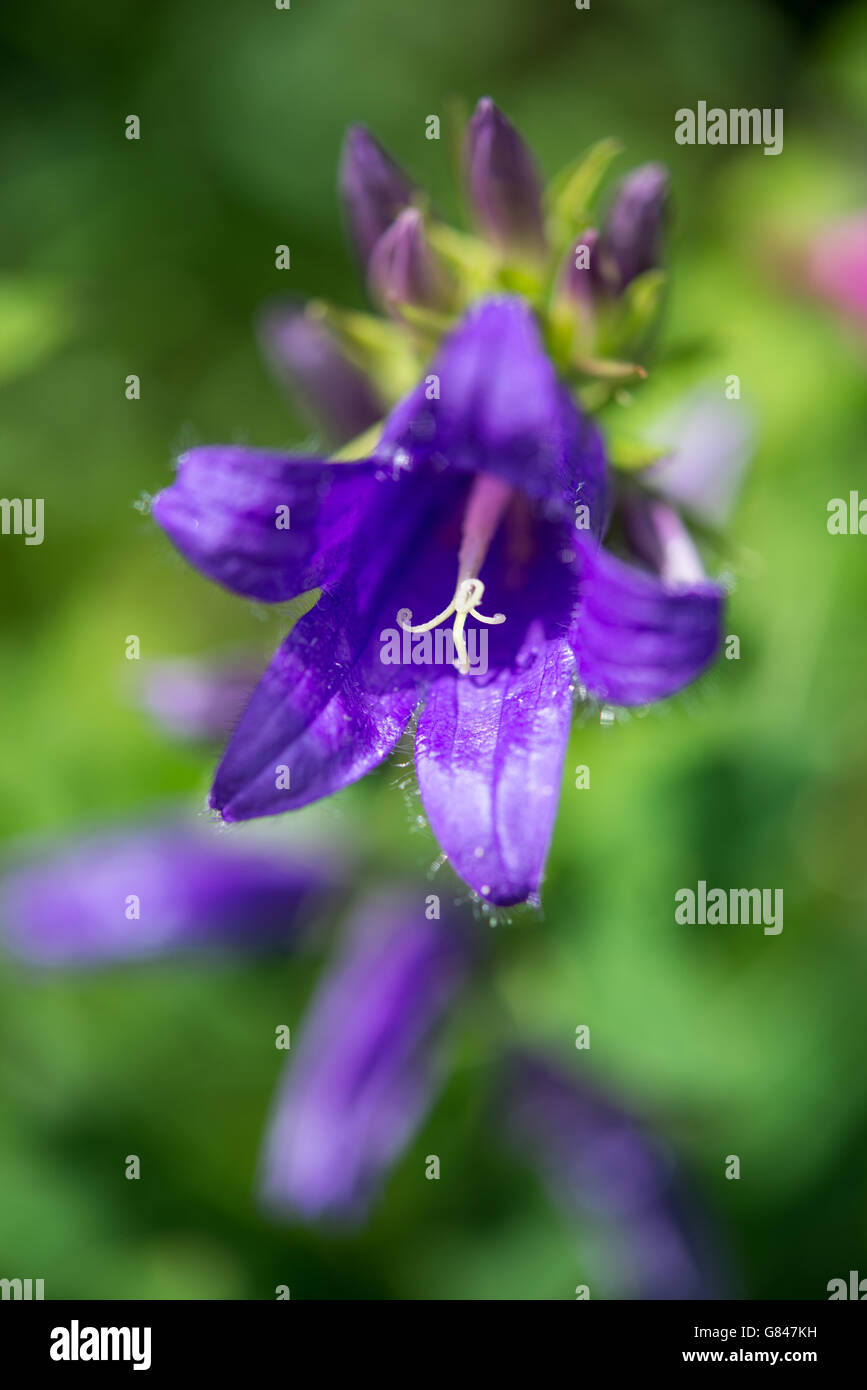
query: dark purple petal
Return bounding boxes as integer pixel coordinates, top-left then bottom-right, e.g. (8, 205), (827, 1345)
(154, 300), (609, 611)
(378, 297), (609, 532)
(0, 825), (332, 966)
(152, 448), (381, 602)
(211, 468), (468, 821)
(571, 527), (724, 707)
(414, 522), (578, 906)
(367, 208), (453, 314)
(258, 301), (382, 447)
(136, 656), (261, 741)
(464, 97), (546, 256)
(211, 596), (422, 821)
(503, 1053), (724, 1300)
(260, 893), (469, 1223)
(338, 124), (416, 269)
(599, 162), (669, 292)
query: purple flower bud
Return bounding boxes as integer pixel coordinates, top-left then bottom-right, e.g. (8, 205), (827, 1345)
(259, 894), (469, 1224)
(464, 97), (546, 257)
(136, 656), (260, 742)
(259, 301), (382, 448)
(502, 1053), (725, 1300)
(1, 825), (335, 966)
(338, 124), (416, 269)
(557, 228), (600, 306)
(599, 162), (669, 291)
(367, 208), (454, 314)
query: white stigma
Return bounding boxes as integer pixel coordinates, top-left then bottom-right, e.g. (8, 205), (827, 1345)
(397, 473), (513, 674)
(399, 576), (505, 674)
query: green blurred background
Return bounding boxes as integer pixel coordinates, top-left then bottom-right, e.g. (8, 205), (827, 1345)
(1, 0), (866, 1299)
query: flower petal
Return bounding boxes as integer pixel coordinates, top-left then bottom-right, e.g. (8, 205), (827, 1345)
(211, 470), (467, 820)
(572, 538), (724, 706)
(259, 893), (468, 1223)
(415, 634), (574, 906)
(152, 448), (381, 602)
(211, 595), (421, 820)
(413, 519), (578, 906)
(378, 297), (609, 532)
(0, 825), (332, 966)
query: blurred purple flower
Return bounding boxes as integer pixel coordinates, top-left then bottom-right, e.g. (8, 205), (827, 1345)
(259, 301), (382, 448)
(1, 824), (468, 1229)
(154, 297), (723, 905)
(503, 1053), (724, 1300)
(1, 824), (333, 965)
(259, 893), (469, 1224)
(464, 97), (546, 257)
(619, 496), (709, 590)
(644, 387), (754, 530)
(806, 212), (867, 330)
(137, 656), (260, 742)
(339, 124), (416, 269)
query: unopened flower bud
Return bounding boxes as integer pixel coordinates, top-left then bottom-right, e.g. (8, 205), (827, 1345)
(558, 228), (601, 305)
(598, 162), (669, 292)
(464, 97), (546, 257)
(259, 301), (381, 447)
(367, 208), (454, 314)
(338, 124), (416, 268)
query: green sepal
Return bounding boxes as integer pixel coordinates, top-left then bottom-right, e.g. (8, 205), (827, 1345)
(391, 301), (455, 338)
(599, 268), (666, 355)
(426, 223), (500, 299)
(572, 356), (647, 383)
(546, 138), (622, 250)
(310, 300), (420, 401)
(331, 420), (385, 462)
(606, 435), (670, 472)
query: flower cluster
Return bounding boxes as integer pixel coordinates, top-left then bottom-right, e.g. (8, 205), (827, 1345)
(153, 99), (734, 908)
